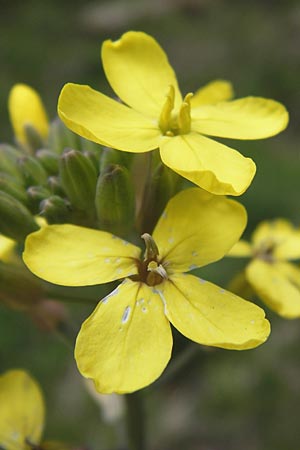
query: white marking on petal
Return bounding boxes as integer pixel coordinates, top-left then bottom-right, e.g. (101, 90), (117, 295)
(198, 278), (206, 284)
(219, 288), (225, 294)
(87, 252), (95, 259)
(142, 306), (147, 313)
(189, 264), (198, 270)
(161, 210), (167, 219)
(102, 286), (120, 304)
(122, 306), (131, 323)
(105, 257), (111, 263)
(192, 250), (198, 256)
(155, 289), (169, 315)
(168, 236), (174, 244)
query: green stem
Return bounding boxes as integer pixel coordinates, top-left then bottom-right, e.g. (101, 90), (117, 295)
(44, 289), (99, 305)
(156, 343), (200, 387)
(125, 391), (146, 450)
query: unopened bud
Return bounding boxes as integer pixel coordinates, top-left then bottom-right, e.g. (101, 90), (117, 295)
(0, 261), (43, 310)
(138, 163), (179, 233)
(0, 172), (28, 205)
(39, 195), (71, 224)
(48, 117), (82, 154)
(59, 149), (97, 212)
(8, 83), (49, 152)
(0, 144), (23, 181)
(82, 150), (101, 174)
(100, 147), (133, 171)
(0, 191), (38, 242)
(18, 155), (48, 187)
(27, 186), (50, 213)
(36, 149), (59, 175)
(95, 164), (135, 236)
(47, 175), (65, 196)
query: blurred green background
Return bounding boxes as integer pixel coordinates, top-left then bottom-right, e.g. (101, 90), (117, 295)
(1, 0), (300, 449)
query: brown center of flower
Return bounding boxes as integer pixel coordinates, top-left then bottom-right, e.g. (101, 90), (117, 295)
(131, 233), (168, 286)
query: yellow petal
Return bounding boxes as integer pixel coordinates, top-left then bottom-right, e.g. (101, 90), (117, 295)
(159, 132), (256, 195)
(227, 239), (252, 257)
(191, 97), (289, 139)
(191, 80), (234, 107)
(75, 279), (172, 393)
(23, 224), (140, 286)
(155, 273), (270, 350)
(0, 235), (16, 263)
(227, 270), (254, 300)
(0, 370), (45, 450)
(252, 219), (300, 260)
(58, 83), (161, 151)
(246, 259), (300, 318)
(8, 84), (49, 146)
(102, 31), (182, 116)
(275, 261), (300, 289)
(153, 188), (247, 272)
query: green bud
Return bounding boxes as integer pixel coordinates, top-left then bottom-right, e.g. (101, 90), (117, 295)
(23, 123), (45, 153)
(47, 118), (82, 154)
(40, 195), (71, 224)
(83, 150), (101, 174)
(100, 147), (133, 172)
(0, 172), (28, 205)
(137, 163), (179, 234)
(35, 149), (59, 175)
(47, 175), (65, 196)
(59, 149), (97, 212)
(0, 191), (39, 242)
(0, 144), (24, 181)
(18, 155), (48, 187)
(0, 261), (44, 310)
(95, 164), (135, 237)
(27, 185), (51, 213)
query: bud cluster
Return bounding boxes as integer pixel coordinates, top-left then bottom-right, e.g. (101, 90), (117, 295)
(0, 116), (180, 244)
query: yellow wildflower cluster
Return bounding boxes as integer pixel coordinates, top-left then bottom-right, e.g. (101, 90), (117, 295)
(1, 31), (294, 400)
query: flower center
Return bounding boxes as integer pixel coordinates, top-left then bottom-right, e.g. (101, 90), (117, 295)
(159, 85), (193, 136)
(254, 238), (276, 263)
(132, 233), (168, 286)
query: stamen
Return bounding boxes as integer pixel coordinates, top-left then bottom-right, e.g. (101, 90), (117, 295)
(147, 261), (168, 279)
(159, 85), (175, 134)
(178, 93), (193, 134)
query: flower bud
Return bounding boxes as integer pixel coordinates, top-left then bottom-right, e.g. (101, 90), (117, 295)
(0, 144), (23, 181)
(137, 163), (180, 233)
(27, 186), (51, 213)
(59, 149), (97, 213)
(39, 195), (71, 224)
(82, 150), (101, 174)
(0, 172), (28, 205)
(8, 83), (49, 151)
(95, 164), (135, 237)
(47, 175), (65, 196)
(0, 191), (39, 242)
(48, 117), (82, 154)
(18, 155), (48, 187)
(100, 147), (133, 171)
(0, 261), (43, 310)
(35, 149), (59, 175)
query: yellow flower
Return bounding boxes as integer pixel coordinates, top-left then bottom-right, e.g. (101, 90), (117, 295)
(58, 31), (288, 196)
(0, 370), (72, 450)
(8, 83), (49, 148)
(228, 219), (300, 318)
(0, 370), (45, 450)
(23, 188), (270, 393)
(0, 235), (16, 263)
